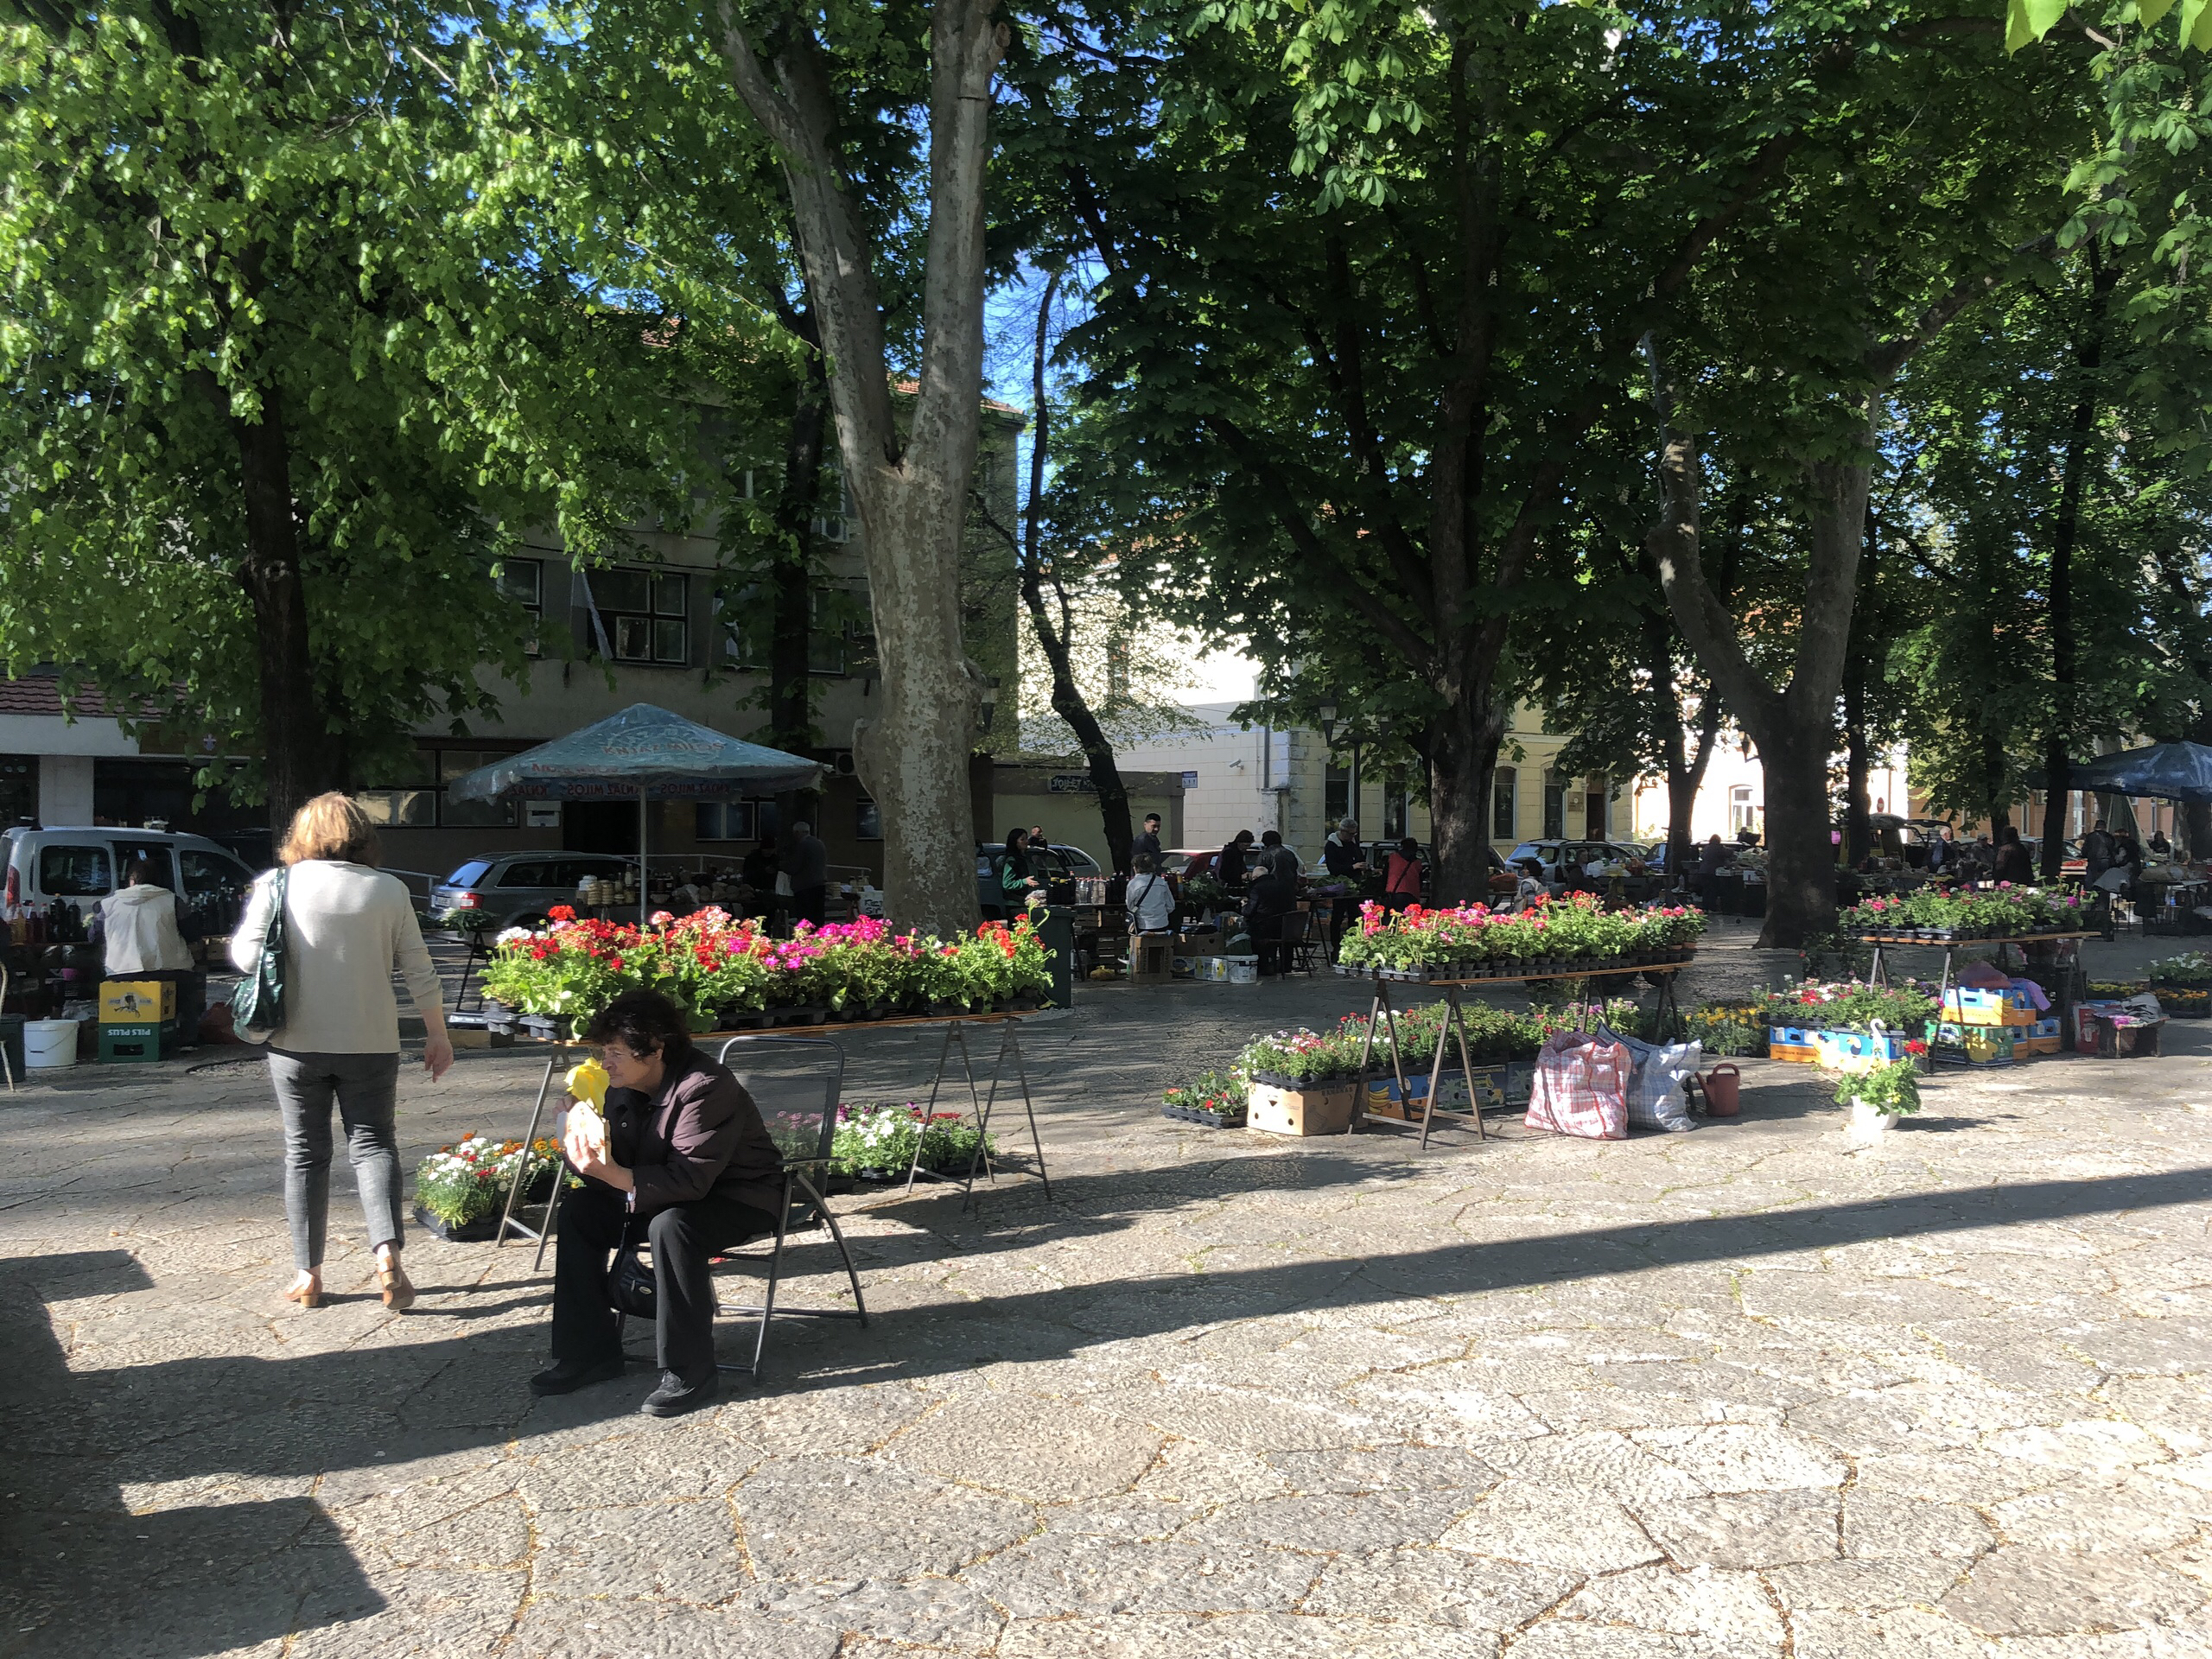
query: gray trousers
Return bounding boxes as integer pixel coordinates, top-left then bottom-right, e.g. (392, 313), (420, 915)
(269, 1050), (404, 1271)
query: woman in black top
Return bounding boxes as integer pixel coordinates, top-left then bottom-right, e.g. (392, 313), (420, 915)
(1215, 830), (1254, 893)
(1992, 826), (2035, 886)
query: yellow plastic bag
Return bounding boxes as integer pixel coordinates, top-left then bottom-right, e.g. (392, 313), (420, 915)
(565, 1057), (609, 1110)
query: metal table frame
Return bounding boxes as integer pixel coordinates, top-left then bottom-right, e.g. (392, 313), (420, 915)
(1860, 931), (2095, 1067)
(1347, 960), (1688, 1150)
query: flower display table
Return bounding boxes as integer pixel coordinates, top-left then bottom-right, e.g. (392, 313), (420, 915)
(1344, 958), (1692, 1151)
(493, 1008), (1054, 1268)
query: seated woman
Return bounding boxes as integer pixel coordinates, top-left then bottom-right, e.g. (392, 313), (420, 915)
(531, 989), (785, 1417)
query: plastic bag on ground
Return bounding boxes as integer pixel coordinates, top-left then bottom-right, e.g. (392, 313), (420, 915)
(1524, 1031), (1631, 1140)
(1597, 1024), (1701, 1132)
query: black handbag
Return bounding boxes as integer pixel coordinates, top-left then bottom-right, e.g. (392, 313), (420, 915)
(609, 1220), (657, 1319)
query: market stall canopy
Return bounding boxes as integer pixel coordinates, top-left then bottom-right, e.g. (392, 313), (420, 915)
(446, 704), (823, 802)
(2029, 742), (2212, 804)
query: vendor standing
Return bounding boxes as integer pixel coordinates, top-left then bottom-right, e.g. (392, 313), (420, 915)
(1320, 818), (1368, 948)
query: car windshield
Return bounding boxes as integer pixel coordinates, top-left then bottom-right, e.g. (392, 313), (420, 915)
(444, 860), (493, 887)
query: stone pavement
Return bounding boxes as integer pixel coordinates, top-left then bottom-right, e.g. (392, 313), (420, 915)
(3, 929), (2212, 1657)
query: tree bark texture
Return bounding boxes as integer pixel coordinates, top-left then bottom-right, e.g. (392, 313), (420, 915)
(715, 0), (1004, 935)
(230, 383), (337, 835)
(2038, 251), (2114, 879)
(768, 315), (830, 760)
(1643, 333), (1866, 948)
(1014, 275), (1135, 875)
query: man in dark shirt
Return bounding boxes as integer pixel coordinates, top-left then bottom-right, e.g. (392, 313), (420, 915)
(1215, 829), (1254, 893)
(786, 819), (830, 927)
(1133, 813), (1163, 861)
(739, 836), (779, 923)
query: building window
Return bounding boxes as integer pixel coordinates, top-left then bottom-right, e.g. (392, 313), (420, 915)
(1492, 767), (1516, 840)
(1542, 770), (1566, 840)
(856, 797), (883, 841)
(589, 568), (690, 665)
(1730, 785), (1755, 832)
(1325, 765), (1350, 825)
(356, 790), (437, 828)
(1382, 782), (1408, 840)
(717, 585), (855, 677)
(1584, 781), (1607, 840)
(496, 558), (543, 657)
(439, 750), (518, 828)
(696, 801), (758, 842)
(813, 474), (852, 543)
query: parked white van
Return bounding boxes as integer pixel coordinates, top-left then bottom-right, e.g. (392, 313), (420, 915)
(2, 827), (258, 918)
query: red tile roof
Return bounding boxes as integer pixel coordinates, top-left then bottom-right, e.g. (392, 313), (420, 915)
(0, 676), (118, 719)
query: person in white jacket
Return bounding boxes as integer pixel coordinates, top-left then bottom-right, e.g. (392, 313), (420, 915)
(100, 860), (193, 976)
(232, 793), (453, 1313)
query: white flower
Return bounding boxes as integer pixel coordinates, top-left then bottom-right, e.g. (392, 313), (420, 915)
(497, 927), (531, 944)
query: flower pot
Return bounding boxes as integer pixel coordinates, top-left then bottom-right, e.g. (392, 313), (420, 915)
(1843, 1098), (1893, 1146)
(412, 1203), (502, 1243)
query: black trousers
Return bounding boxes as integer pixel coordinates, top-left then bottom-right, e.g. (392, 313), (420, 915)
(551, 1179), (782, 1383)
(791, 883), (829, 926)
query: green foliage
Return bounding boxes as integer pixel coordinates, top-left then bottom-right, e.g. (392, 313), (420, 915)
(0, 3), (755, 799)
(1762, 979), (1938, 1034)
(1834, 1058), (1922, 1116)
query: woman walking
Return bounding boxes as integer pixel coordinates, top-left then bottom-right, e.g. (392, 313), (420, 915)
(232, 793), (453, 1311)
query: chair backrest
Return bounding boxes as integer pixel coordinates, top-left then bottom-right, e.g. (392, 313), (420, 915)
(716, 1035), (845, 1173)
(1280, 909), (1311, 944)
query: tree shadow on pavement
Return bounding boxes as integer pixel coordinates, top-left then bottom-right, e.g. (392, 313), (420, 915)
(0, 1250), (385, 1659)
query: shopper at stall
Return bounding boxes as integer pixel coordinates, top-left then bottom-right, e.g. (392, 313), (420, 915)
(785, 819), (830, 926)
(1001, 828), (1045, 910)
(1214, 829), (1255, 894)
(1134, 813), (1164, 861)
(1382, 836), (1424, 914)
(2150, 828), (2173, 858)
(232, 793), (452, 1315)
(1925, 825), (1958, 874)
(739, 834), (780, 924)
(533, 989), (783, 1418)
(1244, 834), (1300, 975)
(1993, 825), (2035, 885)
(2083, 818), (2116, 885)
(1124, 853), (1175, 934)
(1320, 818), (1368, 947)
(1513, 859), (1546, 907)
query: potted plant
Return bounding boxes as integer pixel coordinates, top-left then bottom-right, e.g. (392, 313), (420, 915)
(1835, 1052), (1923, 1146)
(1162, 1069), (1249, 1128)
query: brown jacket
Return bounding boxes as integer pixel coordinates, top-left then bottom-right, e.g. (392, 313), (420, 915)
(606, 1049), (785, 1218)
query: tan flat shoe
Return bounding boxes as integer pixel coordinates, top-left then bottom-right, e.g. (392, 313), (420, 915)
(377, 1262), (416, 1312)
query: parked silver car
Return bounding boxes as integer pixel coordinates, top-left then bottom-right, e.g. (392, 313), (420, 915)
(430, 852), (637, 931)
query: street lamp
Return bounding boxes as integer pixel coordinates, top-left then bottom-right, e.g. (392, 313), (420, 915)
(1316, 699), (1340, 747)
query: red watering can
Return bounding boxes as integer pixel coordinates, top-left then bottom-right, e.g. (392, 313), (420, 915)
(1700, 1063), (1741, 1117)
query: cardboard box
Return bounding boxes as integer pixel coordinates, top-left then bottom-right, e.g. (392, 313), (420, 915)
(98, 1021), (174, 1064)
(99, 979), (175, 1026)
(1179, 929), (1223, 957)
(1770, 1042), (1819, 1064)
(1248, 1080), (1359, 1136)
(1363, 1066), (1482, 1120)
(1128, 934), (1174, 984)
(2020, 1035), (2061, 1055)
(448, 1027), (516, 1049)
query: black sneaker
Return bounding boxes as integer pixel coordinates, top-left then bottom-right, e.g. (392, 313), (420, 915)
(640, 1369), (719, 1418)
(529, 1355), (626, 1395)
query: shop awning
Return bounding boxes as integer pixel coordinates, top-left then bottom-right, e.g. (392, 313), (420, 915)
(2031, 741), (2212, 804)
(446, 703), (822, 803)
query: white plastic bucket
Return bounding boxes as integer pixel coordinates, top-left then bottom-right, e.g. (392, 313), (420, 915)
(25, 1019), (78, 1069)
(1226, 956), (1260, 985)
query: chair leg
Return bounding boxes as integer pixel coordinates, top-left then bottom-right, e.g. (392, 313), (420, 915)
(795, 1171), (869, 1325)
(748, 1176), (796, 1375)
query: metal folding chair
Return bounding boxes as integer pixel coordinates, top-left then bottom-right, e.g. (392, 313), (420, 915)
(615, 1035), (868, 1377)
(1281, 909), (1324, 974)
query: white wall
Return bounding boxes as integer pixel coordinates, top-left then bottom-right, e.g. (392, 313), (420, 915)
(1631, 745), (1910, 842)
